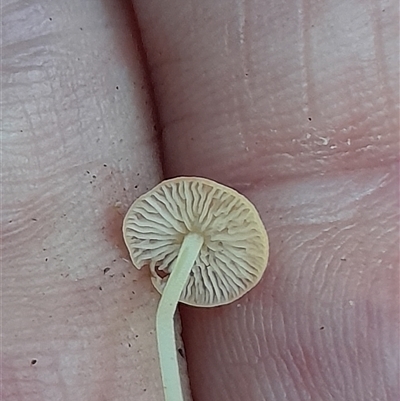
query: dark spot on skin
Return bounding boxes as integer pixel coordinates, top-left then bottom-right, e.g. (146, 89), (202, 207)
(135, 334), (139, 338)
(320, 326), (325, 330)
(31, 359), (37, 365)
(103, 164), (107, 167)
(308, 117), (312, 121)
(32, 218), (37, 221)
(178, 348), (185, 358)
(80, 27), (83, 30)
(116, 86), (119, 90)
(103, 267), (110, 274)
(99, 286), (103, 290)
(340, 258), (347, 261)
(134, 185), (138, 189)
(122, 273), (126, 278)
(128, 343), (132, 347)
(45, 258), (48, 262)
(49, 17), (52, 21)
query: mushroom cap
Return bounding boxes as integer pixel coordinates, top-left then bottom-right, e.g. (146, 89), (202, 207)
(123, 177), (269, 307)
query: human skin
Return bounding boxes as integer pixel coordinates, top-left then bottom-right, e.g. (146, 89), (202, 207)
(2, 1), (399, 401)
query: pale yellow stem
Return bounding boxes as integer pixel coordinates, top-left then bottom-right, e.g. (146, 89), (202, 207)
(156, 232), (204, 401)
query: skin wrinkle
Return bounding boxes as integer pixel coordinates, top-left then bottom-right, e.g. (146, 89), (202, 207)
(279, 246), (308, 398)
(290, 251), (326, 399)
(364, 299), (378, 400)
(9, 288), (115, 399)
(384, 265), (400, 394)
(310, 236), (344, 389)
(314, 236), (348, 397)
(242, 303), (256, 366)
(258, 276), (281, 399)
(250, 316), (262, 366)
(367, 265), (391, 399)
(254, 302), (276, 399)
(234, 0), (254, 139)
(342, 298), (365, 399)
(263, 256), (291, 398)
(340, 242), (363, 400)
(333, 255), (354, 401)
(379, 312), (392, 401)
(187, 170), (396, 400)
(296, 246), (323, 398)
(298, 0), (314, 119)
(371, 0), (395, 113)
(377, 0), (399, 94)
(270, 298), (293, 400)
(3, 1), (166, 400)
(317, 264), (346, 400)
(232, 308), (262, 400)
(356, 202), (394, 398)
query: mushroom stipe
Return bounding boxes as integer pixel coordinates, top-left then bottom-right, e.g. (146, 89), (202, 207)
(123, 177), (269, 401)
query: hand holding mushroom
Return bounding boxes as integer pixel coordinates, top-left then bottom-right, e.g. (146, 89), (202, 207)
(123, 177), (269, 401)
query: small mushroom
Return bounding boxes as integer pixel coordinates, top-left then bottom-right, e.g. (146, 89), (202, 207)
(123, 177), (269, 401)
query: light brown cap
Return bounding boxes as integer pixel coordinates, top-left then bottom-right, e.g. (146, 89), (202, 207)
(123, 177), (269, 307)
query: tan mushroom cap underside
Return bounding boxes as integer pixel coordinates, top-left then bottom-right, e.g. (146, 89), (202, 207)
(123, 177), (269, 307)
